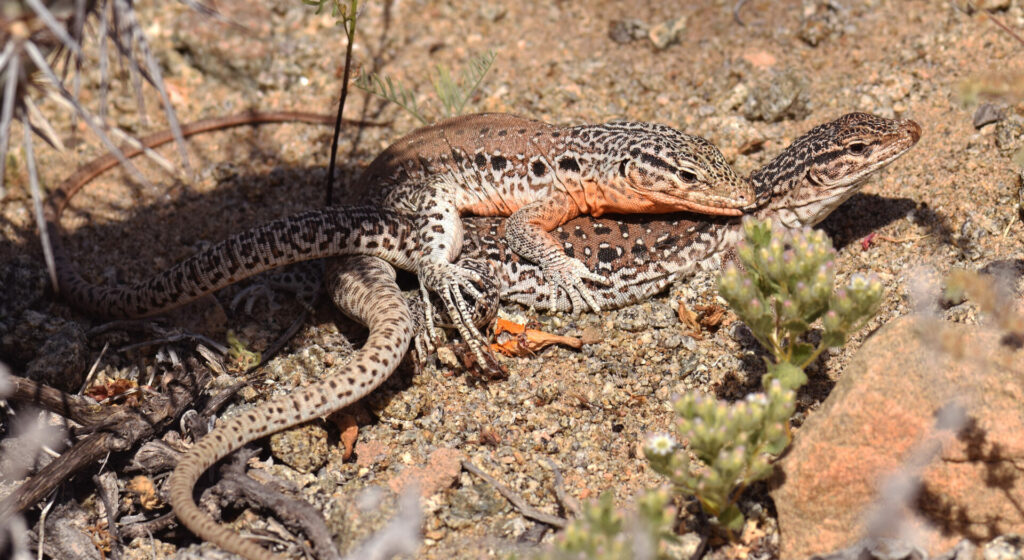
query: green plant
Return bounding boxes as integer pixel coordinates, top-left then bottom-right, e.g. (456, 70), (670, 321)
(719, 218), (883, 389)
(644, 217), (882, 534)
(355, 50), (496, 124)
(537, 490), (677, 560)
(302, 0), (360, 205)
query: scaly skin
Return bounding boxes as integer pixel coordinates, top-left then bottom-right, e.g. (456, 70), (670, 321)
(46, 112), (917, 560)
(350, 114), (754, 371)
(48, 112), (753, 377)
(402, 112), (922, 338)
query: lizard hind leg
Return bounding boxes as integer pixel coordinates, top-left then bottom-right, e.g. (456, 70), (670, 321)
(386, 177), (504, 374)
(417, 260), (505, 375)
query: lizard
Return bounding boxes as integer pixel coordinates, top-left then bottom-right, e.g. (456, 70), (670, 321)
(44, 111), (916, 560)
(448, 111), (924, 315)
(163, 111), (919, 560)
(47, 112), (756, 373)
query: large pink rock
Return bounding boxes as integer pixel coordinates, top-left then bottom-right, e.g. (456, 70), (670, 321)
(771, 316), (1024, 558)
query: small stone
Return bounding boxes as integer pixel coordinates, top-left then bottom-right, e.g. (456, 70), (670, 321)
(701, 115), (766, 163)
(447, 482), (506, 525)
(436, 346), (459, 368)
(648, 16), (687, 50)
(797, 1), (846, 47)
(387, 447), (463, 497)
(648, 302), (678, 329)
(743, 69), (811, 123)
(983, 535), (1024, 560)
(973, 0), (1011, 11)
(614, 305), (650, 332)
(995, 114), (1024, 155)
(972, 103), (1004, 129)
(608, 19), (647, 44)
(269, 421), (329, 474)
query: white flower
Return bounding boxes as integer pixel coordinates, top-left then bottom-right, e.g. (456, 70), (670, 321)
(645, 433), (677, 456)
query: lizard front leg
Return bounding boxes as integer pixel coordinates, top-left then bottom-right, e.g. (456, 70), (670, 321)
(504, 193), (613, 314)
(384, 178), (502, 373)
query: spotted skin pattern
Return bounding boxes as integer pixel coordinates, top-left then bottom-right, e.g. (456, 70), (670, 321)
(166, 256), (414, 560)
(357, 113), (753, 319)
(415, 113), (922, 326)
(47, 112), (917, 560)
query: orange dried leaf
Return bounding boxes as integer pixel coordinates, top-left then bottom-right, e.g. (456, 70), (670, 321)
(677, 301), (704, 339)
(85, 378), (137, 402)
(128, 475), (162, 510)
(490, 318), (582, 357)
(330, 413), (359, 461)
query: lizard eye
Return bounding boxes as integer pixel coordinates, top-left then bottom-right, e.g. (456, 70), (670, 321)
(677, 169), (698, 183)
(618, 160), (629, 177)
(848, 142), (869, 155)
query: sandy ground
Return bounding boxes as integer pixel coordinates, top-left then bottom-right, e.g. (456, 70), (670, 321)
(2, 1), (1023, 558)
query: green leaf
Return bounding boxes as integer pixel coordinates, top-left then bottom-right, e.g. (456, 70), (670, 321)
(789, 342), (817, 368)
(718, 504), (746, 533)
(765, 361), (808, 391)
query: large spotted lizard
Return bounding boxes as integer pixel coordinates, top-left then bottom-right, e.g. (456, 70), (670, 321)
(172, 111), (919, 560)
(45, 112), (918, 560)
(449, 112), (923, 315)
(48, 113), (754, 376)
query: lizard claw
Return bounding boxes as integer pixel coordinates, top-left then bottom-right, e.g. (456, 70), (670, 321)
(418, 261), (504, 376)
(541, 256), (610, 315)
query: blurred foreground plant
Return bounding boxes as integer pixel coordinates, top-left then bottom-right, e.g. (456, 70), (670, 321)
(646, 217), (883, 534)
(535, 490), (677, 560)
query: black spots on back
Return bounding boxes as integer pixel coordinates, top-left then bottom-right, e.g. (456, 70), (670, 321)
(617, 222), (630, 236)
(558, 156), (580, 173)
(474, 153), (488, 168)
(597, 246), (619, 263)
(532, 160), (547, 177)
(592, 223), (612, 235)
(564, 244), (575, 258)
(631, 242), (648, 258)
(497, 129), (507, 137)
(491, 155), (507, 171)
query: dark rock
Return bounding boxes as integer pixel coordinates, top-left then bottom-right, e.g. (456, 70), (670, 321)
(972, 103), (1005, 129)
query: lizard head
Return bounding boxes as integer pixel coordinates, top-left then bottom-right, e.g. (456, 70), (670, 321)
(608, 123), (752, 217)
(755, 112), (922, 228)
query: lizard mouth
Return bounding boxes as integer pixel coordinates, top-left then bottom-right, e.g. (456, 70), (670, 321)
(683, 202), (744, 217)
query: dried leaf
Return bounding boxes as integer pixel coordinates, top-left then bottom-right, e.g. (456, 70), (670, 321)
(490, 318), (582, 356)
(84, 378), (137, 402)
(329, 412), (359, 461)
(128, 475), (162, 510)
(677, 300), (704, 339)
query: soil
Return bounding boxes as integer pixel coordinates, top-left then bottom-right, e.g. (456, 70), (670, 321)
(1, 1), (1023, 559)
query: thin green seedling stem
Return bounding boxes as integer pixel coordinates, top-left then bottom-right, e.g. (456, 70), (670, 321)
(324, 0), (359, 206)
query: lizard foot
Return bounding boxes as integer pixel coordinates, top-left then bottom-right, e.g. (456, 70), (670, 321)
(417, 261), (505, 376)
(541, 255), (612, 315)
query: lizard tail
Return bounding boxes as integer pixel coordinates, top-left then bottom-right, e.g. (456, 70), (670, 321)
(167, 256), (414, 560)
(51, 206), (421, 318)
